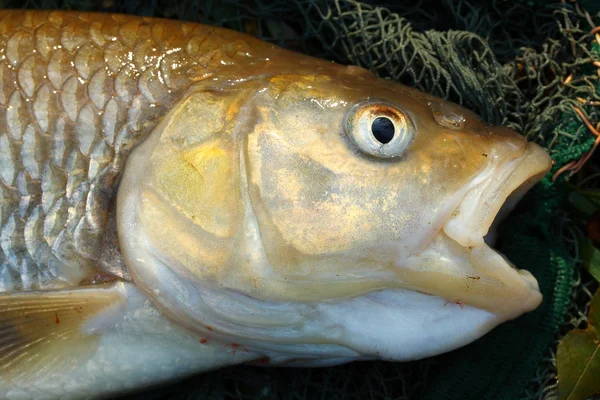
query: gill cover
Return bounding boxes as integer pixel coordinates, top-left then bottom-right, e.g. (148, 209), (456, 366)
(122, 86), (245, 287)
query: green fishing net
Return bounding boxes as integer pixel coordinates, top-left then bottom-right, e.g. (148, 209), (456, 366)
(9, 0), (600, 398)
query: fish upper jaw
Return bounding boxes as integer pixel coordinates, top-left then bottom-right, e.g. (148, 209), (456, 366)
(443, 142), (551, 248)
(434, 141), (551, 318)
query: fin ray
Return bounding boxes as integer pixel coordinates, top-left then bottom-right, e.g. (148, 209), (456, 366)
(0, 284), (125, 381)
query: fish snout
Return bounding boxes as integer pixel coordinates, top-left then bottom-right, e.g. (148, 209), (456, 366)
(436, 138), (551, 318)
(397, 118), (552, 317)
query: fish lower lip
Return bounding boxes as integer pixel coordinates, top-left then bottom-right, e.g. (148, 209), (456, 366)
(395, 231), (543, 318)
(467, 243), (542, 316)
(468, 244), (539, 292)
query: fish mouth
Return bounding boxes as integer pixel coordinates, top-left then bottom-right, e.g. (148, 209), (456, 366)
(438, 142), (552, 318)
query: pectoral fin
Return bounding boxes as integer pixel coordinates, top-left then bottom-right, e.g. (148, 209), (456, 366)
(1, 282), (259, 399)
(0, 284), (125, 382)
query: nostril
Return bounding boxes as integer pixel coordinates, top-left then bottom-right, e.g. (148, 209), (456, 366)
(428, 101), (467, 130)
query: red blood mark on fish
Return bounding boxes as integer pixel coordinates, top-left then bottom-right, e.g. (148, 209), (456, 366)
(200, 338), (208, 344)
(455, 301), (464, 309)
(231, 343), (248, 355)
(55, 312), (60, 324)
(251, 356), (270, 365)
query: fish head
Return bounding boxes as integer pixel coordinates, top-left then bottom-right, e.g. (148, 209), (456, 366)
(241, 66), (549, 316)
(117, 63), (551, 362)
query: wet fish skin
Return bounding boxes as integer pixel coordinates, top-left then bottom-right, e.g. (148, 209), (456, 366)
(0, 10), (281, 291)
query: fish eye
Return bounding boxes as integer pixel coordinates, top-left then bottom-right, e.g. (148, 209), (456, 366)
(345, 101), (414, 159)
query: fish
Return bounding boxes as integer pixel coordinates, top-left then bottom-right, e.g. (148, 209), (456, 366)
(0, 9), (552, 399)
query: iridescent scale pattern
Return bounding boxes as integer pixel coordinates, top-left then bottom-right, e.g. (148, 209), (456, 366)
(0, 10), (260, 291)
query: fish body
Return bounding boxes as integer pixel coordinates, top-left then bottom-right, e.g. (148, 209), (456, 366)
(0, 10), (551, 399)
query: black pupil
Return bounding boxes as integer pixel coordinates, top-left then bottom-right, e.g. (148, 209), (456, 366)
(371, 117), (395, 144)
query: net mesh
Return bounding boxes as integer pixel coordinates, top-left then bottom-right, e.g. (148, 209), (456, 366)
(7, 0), (600, 399)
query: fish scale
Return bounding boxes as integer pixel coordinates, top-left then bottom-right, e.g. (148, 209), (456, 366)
(0, 10), (260, 292)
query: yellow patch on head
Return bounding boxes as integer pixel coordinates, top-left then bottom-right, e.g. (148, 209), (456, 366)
(151, 139), (235, 238)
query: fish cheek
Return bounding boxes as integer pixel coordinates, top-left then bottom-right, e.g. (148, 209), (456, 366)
(246, 121), (407, 278)
(246, 128), (339, 274)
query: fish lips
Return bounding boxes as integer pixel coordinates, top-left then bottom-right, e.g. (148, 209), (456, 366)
(437, 141), (551, 318)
